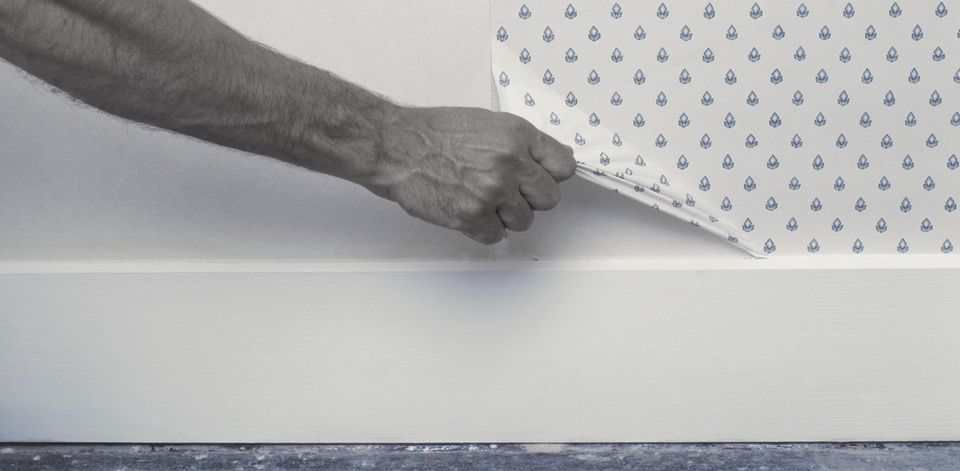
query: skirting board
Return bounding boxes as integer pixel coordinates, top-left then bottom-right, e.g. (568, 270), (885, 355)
(1, 257), (959, 443)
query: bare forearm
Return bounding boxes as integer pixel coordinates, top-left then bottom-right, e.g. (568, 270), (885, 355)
(0, 0), (393, 183)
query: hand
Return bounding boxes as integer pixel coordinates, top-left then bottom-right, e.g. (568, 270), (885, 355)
(375, 107), (576, 244)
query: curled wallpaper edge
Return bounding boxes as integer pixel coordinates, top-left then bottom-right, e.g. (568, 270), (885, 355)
(492, 41), (764, 258)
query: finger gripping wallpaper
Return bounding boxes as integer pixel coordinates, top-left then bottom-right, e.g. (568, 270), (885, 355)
(493, 0), (959, 256)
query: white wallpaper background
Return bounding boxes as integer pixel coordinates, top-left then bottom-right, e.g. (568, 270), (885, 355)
(493, 0), (960, 255)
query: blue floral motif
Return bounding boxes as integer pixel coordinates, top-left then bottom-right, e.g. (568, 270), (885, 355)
(751, 3), (763, 19)
(948, 155), (959, 170)
(497, 27), (508, 42)
(565, 4), (577, 19)
(905, 112), (917, 126)
(789, 177), (801, 190)
(701, 91), (713, 106)
(519, 4), (531, 19)
(855, 197), (867, 212)
(834, 177), (845, 191)
(808, 239), (820, 253)
(565, 48), (578, 63)
(588, 26), (601, 41)
(543, 26), (554, 42)
(838, 91), (849, 106)
(793, 90), (804, 105)
(901, 197), (912, 212)
(936, 2), (948, 17)
(523, 93), (535, 106)
(678, 155), (689, 169)
(946, 197), (957, 212)
(574, 133), (585, 146)
(769, 113), (781, 127)
(773, 25), (785, 40)
(890, 3), (901, 18)
(865, 25), (876, 40)
(587, 69), (600, 85)
(795, 47), (806, 61)
(599, 152), (610, 166)
(844, 3), (855, 18)
(703, 49), (715, 63)
(951, 113), (960, 126)
(921, 218), (934, 233)
(933, 47), (946, 61)
(699, 176), (710, 191)
(912, 25), (923, 41)
(924, 176), (936, 191)
(704, 3), (715, 19)
(862, 69), (873, 84)
(813, 155), (824, 170)
(655, 133), (667, 147)
(721, 197), (732, 211)
(883, 90), (894, 106)
(860, 113), (872, 128)
(814, 113), (826, 126)
(820, 26), (831, 40)
(611, 48), (623, 63)
(927, 134), (939, 148)
(746, 91), (759, 106)
(748, 48), (761, 62)
(549, 112), (560, 125)
(930, 91), (942, 106)
(724, 113), (735, 128)
(633, 113), (645, 127)
(723, 154), (735, 170)
(498, 72), (509, 87)
(743, 219), (754, 232)
(657, 47), (669, 63)
(745, 134), (758, 148)
(764, 239), (776, 253)
(744, 176), (756, 191)
(612, 133), (621, 146)
(687, 194), (696, 207)
(657, 3), (668, 19)
(726, 25), (738, 40)
(680, 25), (692, 41)
(610, 91), (622, 106)
(787, 217), (798, 231)
(611, 3), (622, 19)
(898, 239), (909, 254)
(678, 113), (690, 127)
(519, 48), (531, 64)
(836, 134), (847, 148)
(832, 218), (844, 232)
(766, 197), (778, 211)
(943, 240), (954, 254)
(634, 26), (646, 40)
(791, 134), (803, 148)
(879, 176), (890, 190)
(839, 48), (851, 63)
(881, 134), (893, 148)
(635, 155), (646, 166)
(816, 69), (829, 84)
(565, 92), (577, 107)
(588, 113), (600, 126)
(771, 69), (783, 84)
(811, 198), (823, 211)
(678, 69), (691, 84)
(853, 239), (864, 253)
(542, 70), (554, 85)
(656, 92), (667, 107)
(903, 155), (914, 170)
(877, 218), (888, 233)
(700, 134), (712, 149)
(725, 69), (737, 85)
(887, 47), (898, 62)
(767, 155), (779, 169)
(634, 69), (645, 85)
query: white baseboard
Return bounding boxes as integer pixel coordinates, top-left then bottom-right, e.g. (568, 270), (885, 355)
(2, 259), (958, 442)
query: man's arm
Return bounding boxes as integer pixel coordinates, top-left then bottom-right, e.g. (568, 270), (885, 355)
(0, 0), (575, 244)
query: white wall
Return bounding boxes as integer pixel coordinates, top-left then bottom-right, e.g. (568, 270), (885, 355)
(0, 0), (741, 262)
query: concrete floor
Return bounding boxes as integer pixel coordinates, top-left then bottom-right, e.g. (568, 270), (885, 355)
(1, 443), (958, 470)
